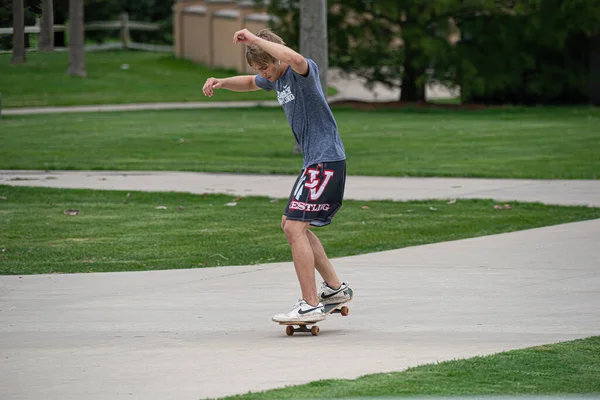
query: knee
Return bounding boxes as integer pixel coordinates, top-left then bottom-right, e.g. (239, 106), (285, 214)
(282, 221), (306, 243)
(282, 223), (296, 241)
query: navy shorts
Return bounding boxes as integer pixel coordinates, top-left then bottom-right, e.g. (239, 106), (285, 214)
(284, 160), (346, 227)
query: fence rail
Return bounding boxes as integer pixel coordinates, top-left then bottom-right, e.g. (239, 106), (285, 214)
(0, 25), (66, 34)
(0, 12), (172, 52)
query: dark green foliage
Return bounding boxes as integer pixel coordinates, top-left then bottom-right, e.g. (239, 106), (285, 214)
(268, 0), (600, 104)
(0, 0), (174, 49)
(457, 0), (600, 104)
(0, 0), (40, 50)
(0, 1), (12, 50)
(77, 0), (174, 45)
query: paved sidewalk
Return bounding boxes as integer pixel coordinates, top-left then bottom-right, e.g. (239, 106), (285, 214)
(1, 100), (280, 115)
(2, 170), (600, 207)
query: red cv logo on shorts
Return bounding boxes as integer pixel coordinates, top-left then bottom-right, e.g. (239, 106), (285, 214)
(304, 168), (334, 201)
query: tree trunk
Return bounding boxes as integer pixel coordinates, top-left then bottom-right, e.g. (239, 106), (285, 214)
(54, 31), (66, 47)
(300, 0), (328, 93)
(67, 0), (86, 77)
(296, 0), (328, 154)
(399, 8), (426, 103)
(400, 46), (426, 102)
(54, 11), (66, 48)
(38, 0), (54, 52)
(11, 0), (26, 64)
(590, 34), (600, 106)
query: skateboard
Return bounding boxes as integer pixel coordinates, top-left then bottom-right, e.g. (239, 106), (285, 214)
(277, 288), (353, 336)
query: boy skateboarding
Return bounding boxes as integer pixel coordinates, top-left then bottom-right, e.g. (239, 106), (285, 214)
(202, 28), (353, 323)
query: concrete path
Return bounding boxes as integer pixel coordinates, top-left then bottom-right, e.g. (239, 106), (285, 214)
(327, 68), (459, 103)
(2, 170), (600, 207)
(0, 100), (280, 115)
(1, 219), (599, 399)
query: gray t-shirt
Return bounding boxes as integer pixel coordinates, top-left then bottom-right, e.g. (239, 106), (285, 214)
(255, 58), (346, 169)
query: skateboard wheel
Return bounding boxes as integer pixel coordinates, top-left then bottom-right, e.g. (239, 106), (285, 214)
(340, 306), (349, 316)
(311, 326), (320, 336)
(286, 326), (294, 336)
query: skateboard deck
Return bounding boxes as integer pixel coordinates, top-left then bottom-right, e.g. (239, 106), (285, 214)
(277, 288), (353, 336)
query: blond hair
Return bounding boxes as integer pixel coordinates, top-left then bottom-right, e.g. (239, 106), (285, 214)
(245, 29), (285, 68)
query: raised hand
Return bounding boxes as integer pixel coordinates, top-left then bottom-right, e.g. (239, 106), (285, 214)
(233, 28), (257, 45)
(202, 77), (222, 97)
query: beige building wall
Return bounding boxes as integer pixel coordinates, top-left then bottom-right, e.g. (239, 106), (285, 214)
(173, 0), (206, 58)
(212, 11), (244, 71)
(182, 7), (211, 64)
(174, 0), (273, 73)
(204, 0), (238, 13)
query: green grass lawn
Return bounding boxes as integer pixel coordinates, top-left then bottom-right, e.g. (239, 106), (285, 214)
(214, 337), (600, 399)
(1, 107), (599, 179)
(428, 97), (461, 104)
(0, 50), (336, 108)
(1, 185), (599, 275)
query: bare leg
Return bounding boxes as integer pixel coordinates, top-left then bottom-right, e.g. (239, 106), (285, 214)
(281, 218), (319, 306)
(306, 229), (342, 289)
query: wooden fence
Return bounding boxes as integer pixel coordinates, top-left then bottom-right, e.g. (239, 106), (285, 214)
(0, 12), (173, 52)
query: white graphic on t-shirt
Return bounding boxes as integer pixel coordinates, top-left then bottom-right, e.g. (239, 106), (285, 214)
(277, 84), (295, 105)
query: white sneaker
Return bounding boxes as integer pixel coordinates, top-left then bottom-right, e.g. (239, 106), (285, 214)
(271, 299), (325, 323)
(318, 282), (353, 305)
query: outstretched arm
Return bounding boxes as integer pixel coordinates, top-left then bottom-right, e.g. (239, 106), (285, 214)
(233, 29), (309, 76)
(202, 75), (260, 97)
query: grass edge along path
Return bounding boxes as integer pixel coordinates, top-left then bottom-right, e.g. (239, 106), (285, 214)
(1, 185), (600, 275)
(214, 336), (600, 399)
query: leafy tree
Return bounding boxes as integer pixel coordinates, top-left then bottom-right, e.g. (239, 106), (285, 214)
(121, 0), (174, 45)
(1, 0), (37, 51)
(79, 0), (173, 45)
(269, 0), (469, 101)
(269, 0), (599, 104)
(38, 0), (173, 46)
